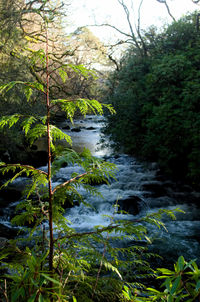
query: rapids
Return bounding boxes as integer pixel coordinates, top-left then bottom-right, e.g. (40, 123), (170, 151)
(0, 115), (200, 264)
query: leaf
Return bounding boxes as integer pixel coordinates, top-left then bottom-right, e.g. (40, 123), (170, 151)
(195, 280), (200, 291)
(11, 287), (25, 302)
(0, 81), (24, 94)
(0, 114), (21, 129)
(38, 294), (44, 302)
(21, 116), (37, 135)
(0, 81), (45, 95)
(27, 293), (37, 302)
(27, 124), (47, 145)
(24, 86), (33, 102)
(72, 297), (77, 302)
(29, 82), (45, 92)
(68, 64), (96, 79)
(51, 98), (115, 123)
(58, 67), (68, 83)
(164, 278), (171, 292)
(144, 235), (152, 244)
(50, 125), (72, 145)
(41, 273), (61, 285)
(147, 287), (161, 294)
(157, 268), (174, 275)
(102, 261), (122, 280)
(177, 256), (185, 271)
(170, 276), (181, 295)
(167, 295), (173, 302)
(122, 290), (131, 300)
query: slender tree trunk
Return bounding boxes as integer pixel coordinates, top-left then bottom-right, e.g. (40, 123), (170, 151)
(45, 22), (54, 275)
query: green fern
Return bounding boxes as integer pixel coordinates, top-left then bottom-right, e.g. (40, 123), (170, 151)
(0, 114), (21, 129)
(21, 116), (37, 135)
(51, 98), (115, 123)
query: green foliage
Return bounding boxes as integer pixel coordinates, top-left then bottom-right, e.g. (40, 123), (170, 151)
(4, 249), (63, 302)
(104, 12), (200, 183)
(52, 98), (115, 124)
(121, 256), (200, 301)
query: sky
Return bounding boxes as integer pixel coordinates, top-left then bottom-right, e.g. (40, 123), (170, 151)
(68, 0), (198, 42)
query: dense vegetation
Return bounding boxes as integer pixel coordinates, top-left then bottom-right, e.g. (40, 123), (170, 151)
(104, 13), (200, 185)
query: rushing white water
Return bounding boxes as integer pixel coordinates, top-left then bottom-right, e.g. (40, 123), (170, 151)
(1, 115), (200, 264)
(54, 115), (200, 263)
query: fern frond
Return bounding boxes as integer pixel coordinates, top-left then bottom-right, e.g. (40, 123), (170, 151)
(102, 260), (122, 280)
(0, 81), (24, 94)
(21, 116), (37, 135)
(0, 81), (45, 95)
(26, 173), (48, 198)
(0, 163), (48, 192)
(50, 125), (72, 145)
(52, 148), (80, 174)
(23, 86), (33, 102)
(0, 114), (21, 129)
(52, 148), (116, 196)
(51, 99), (115, 123)
(58, 67), (68, 83)
(27, 124), (47, 145)
(68, 64), (97, 79)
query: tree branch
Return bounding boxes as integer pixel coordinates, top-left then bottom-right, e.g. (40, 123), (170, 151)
(0, 164), (48, 176)
(85, 24), (133, 40)
(52, 171), (90, 194)
(156, 0), (176, 22)
(54, 218), (141, 242)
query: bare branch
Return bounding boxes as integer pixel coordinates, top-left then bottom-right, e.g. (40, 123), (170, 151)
(137, 0), (144, 36)
(136, 0), (148, 56)
(85, 24), (133, 40)
(156, 0), (176, 22)
(164, 1), (176, 22)
(117, 0), (142, 52)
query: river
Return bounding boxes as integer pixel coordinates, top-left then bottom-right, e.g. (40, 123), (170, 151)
(1, 115), (200, 265)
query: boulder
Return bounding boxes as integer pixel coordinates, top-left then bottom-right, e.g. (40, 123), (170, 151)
(118, 195), (142, 215)
(53, 111), (66, 123)
(0, 187), (22, 204)
(62, 125), (70, 130)
(0, 223), (19, 239)
(142, 181), (167, 197)
(71, 127), (81, 132)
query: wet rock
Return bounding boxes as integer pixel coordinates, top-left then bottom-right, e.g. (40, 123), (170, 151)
(118, 195), (142, 215)
(30, 145), (38, 151)
(29, 150), (48, 167)
(86, 127), (96, 130)
(0, 223), (18, 239)
(71, 127), (81, 132)
(142, 181), (167, 197)
(169, 191), (200, 204)
(53, 111), (66, 123)
(0, 187), (22, 204)
(62, 125), (70, 130)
